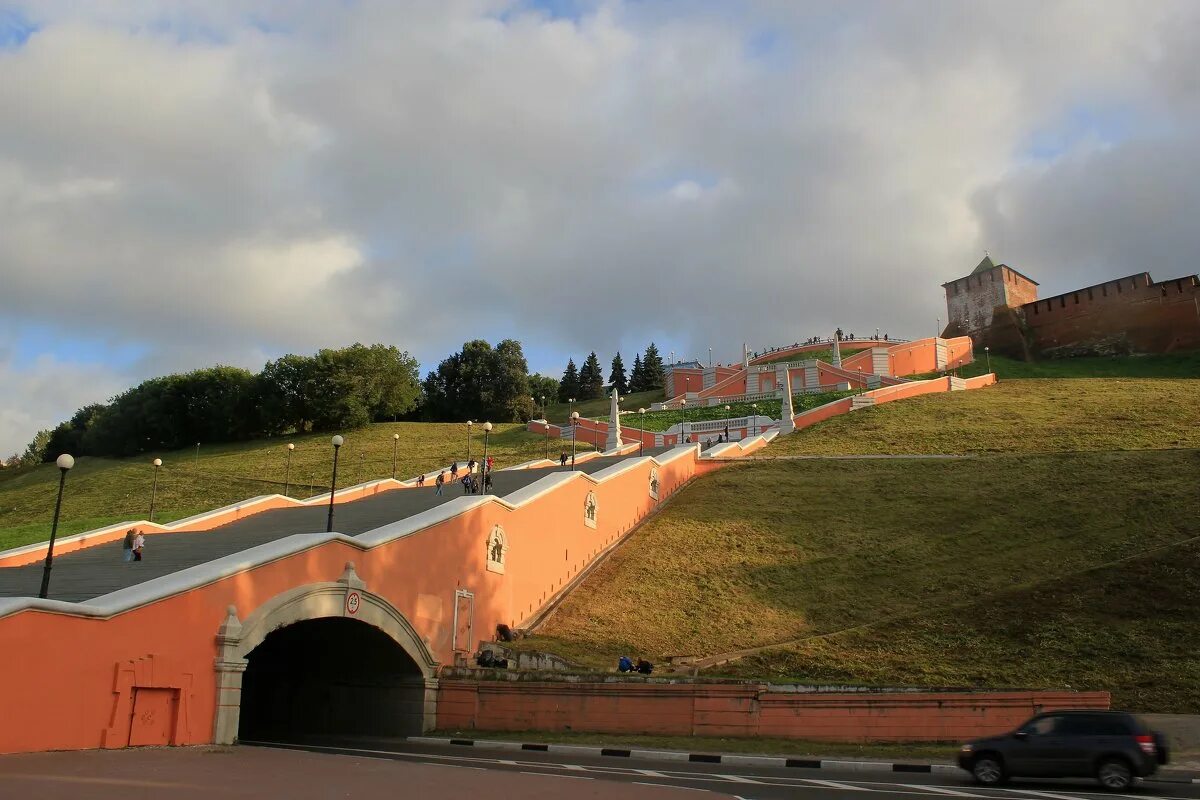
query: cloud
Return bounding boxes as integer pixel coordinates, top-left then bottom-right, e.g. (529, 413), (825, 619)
(1, 0), (1198, 453)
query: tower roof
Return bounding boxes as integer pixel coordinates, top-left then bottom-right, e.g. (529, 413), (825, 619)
(942, 255), (1039, 287)
(971, 255), (997, 275)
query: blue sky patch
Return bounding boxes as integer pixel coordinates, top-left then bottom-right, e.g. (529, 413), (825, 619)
(0, 7), (37, 48)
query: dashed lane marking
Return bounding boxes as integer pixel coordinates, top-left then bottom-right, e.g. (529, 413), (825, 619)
(804, 779), (878, 791)
(896, 784), (986, 797)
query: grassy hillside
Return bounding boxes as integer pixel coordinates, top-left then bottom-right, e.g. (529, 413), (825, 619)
(723, 538), (1200, 713)
(526, 451), (1200, 710)
(768, 379), (1200, 455)
(600, 390), (858, 432)
(0, 422), (589, 551)
(541, 389), (664, 425)
(525, 377), (1200, 711)
(756, 347), (870, 365)
(922, 350), (1200, 379)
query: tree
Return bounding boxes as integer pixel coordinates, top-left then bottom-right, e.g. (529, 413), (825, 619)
(18, 429), (51, 466)
(528, 374), (559, 415)
(578, 352), (603, 400)
(629, 353), (644, 392)
(641, 342), (666, 390)
(422, 339), (534, 422)
(558, 359), (579, 402)
(609, 352), (628, 395)
(44, 404), (105, 460)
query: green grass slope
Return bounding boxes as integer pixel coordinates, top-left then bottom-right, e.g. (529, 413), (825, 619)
(724, 537), (1200, 713)
(923, 350), (1200, 379)
(541, 389), (665, 425)
(0, 422), (589, 551)
(768, 379), (1200, 455)
(525, 378), (1200, 711)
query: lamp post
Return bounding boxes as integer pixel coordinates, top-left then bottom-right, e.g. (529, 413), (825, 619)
(984, 346), (991, 375)
(638, 408), (646, 456)
(391, 433), (400, 480)
(570, 411), (580, 470)
(195, 442), (200, 463)
(37, 453), (74, 599)
(284, 443), (295, 496)
(543, 417), (551, 459)
(708, 347), (712, 368)
(568, 398), (575, 420)
(481, 422), (492, 493)
(466, 420), (473, 463)
(149, 458), (162, 522)
(540, 395), (546, 420)
(326, 435), (343, 533)
(680, 397), (687, 443)
(751, 403), (758, 437)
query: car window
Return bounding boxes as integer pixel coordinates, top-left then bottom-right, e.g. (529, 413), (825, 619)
(1022, 716), (1063, 736)
(1089, 715), (1131, 736)
(1057, 714), (1132, 736)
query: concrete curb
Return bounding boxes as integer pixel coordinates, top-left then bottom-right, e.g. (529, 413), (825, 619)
(408, 736), (962, 774)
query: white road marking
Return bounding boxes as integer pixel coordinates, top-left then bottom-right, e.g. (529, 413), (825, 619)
(519, 771), (591, 779)
(635, 769), (669, 777)
(632, 783), (708, 791)
(717, 774), (763, 784)
(804, 779), (878, 791)
(1012, 791), (1097, 800)
(897, 784), (985, 797)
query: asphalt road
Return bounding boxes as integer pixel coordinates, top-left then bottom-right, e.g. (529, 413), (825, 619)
(244, 739), (1200, 800)
(0, 451), (669, 602)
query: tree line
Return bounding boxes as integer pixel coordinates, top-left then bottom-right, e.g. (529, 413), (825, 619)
(557, 343), (666, 401)
(8, 339), (671, 466)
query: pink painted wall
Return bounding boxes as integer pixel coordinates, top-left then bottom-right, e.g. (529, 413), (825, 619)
(0, 449), (702, 754)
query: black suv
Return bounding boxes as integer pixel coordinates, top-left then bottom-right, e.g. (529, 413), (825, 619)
(958, 710), (1169, 790)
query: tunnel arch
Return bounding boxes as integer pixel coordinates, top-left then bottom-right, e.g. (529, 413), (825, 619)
(212, 563), (438, 744)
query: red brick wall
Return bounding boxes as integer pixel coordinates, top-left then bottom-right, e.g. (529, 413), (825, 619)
(438, 680), (1110, 742)
(967, 272), (1200, 358)
(1019, 274), (1200, 355)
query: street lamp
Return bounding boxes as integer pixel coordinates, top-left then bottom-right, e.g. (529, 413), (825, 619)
(984, 346), (991, 375)
(392, 433), (400, 480)
(540, 395), (546, 420)
(543, 417), (551, 459)
(284, 443), (295, 496)
(680, 397), (687, 444)
(751, 403), (758, 437)
(708, 347), (712, 368)
(568, 398), (576, 420)
(638, 408), (646, 456)
(37, 453), (74, 599)
(481, 422), (493, 493)
(149, 458), (163, 522)
(570, 411), (580, 470)
(466, 420), (473, 463)
(326, 435), (343, 533)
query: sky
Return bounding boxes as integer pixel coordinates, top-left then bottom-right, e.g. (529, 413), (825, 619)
(2, 0), (1199, 456)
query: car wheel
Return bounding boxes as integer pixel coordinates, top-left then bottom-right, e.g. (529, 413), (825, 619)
(1096, 758), (1133, 790)
(971, 754), (1006, 785)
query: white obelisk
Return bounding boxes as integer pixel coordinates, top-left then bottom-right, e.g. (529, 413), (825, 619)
(779, 369), (796, 434)
(605, 388), (622, 452)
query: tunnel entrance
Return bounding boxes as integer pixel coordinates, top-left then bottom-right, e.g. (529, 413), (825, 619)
(238, 616), (427, 743)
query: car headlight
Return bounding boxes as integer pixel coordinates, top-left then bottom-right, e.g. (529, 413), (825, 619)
(960, 744), (974, 752)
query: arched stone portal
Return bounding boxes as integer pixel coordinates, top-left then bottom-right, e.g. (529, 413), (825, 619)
(213, 562), (439, 745)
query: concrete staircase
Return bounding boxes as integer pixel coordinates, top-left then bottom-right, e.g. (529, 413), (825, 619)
(949, 376), (967, 390)
(850, 394), (876, 411)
